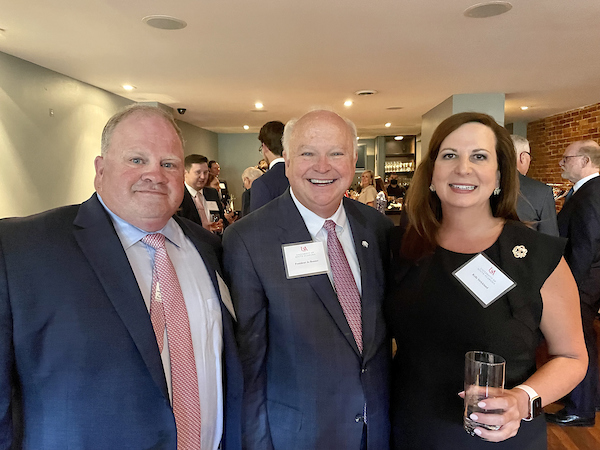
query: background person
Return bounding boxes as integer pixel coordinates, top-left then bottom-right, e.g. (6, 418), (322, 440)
(357, 170), (377, 207)
(385, 112), (587, 449)
(374, 176), (388, 214)
(239, 166), (264, 218)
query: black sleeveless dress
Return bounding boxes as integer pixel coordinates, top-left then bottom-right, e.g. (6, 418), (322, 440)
(385, 221), (565, 449)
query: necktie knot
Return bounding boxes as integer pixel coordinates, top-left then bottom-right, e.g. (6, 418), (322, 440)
(324, 219), (337, 234)
(142, 233), (166, 250)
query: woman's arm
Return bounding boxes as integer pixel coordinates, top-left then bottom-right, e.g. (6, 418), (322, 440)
(469, 257), (587, 441)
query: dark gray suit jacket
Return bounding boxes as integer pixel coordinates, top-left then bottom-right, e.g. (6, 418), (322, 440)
(558, 175), (600, 308)
(0, 194), (242, 449)
(249, 161), (289, 212)
(516, 173), (559, 236)
(223, 190), (393, 450)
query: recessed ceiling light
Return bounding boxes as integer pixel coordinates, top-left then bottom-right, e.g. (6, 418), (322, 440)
(394, 136), (404, 140)
(344, 100), (353, 107)
(385, 123), (392, 128)
(520, 106), (529, 110)
(255, 102), (263, 109)
(243, 125), (250, 130)
(355, 89), (378, 96)
(142, 15), (187, 30)
(356, 136), (360, 140)
(464, 2), (512, 19)
(122, 85), (136, 91)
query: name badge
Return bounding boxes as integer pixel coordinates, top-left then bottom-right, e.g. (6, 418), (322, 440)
(282, 241), (329, 279)
(206, 201), (220, 213)
(453, 253), (516, 308)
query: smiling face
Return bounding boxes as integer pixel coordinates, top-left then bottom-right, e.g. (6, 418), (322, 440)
(361, 171), (373, 188)
(94, 112), (184, 232)
(185, 162), (209, 191)
(285, 111), (357, 218)
(431, 122), (499, 215)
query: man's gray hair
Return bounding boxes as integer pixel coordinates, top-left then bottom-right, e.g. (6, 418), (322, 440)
(577, 140), (600, 167)
(282, 109), (358, 157)
(241, 166), (264, 183)
(100, 104), (184, 156)
(510, 134), (530, 155)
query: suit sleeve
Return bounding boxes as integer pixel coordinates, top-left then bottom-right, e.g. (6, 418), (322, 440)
(537, 185), (559, 237)
(0, 237), (15, 449)
(222, 226), (274, 450)
(565, 203), (600, 307)
(249, 177), (269, 213)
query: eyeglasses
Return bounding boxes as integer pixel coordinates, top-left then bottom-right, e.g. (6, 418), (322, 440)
(560, 155), (584, 164)
(521, 151), (533, 161)
(258, 144), (263, 153)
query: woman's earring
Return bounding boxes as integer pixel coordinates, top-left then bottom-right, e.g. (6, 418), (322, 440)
(429, 184), (436, 192)
(493, 187), (501, 196)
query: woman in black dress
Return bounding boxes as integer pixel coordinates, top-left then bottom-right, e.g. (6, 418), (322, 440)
(385, 112), (587, 449)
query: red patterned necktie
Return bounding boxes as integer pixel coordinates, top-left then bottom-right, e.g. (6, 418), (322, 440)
(142, 233), (202, 449)
(323, 220), (363, 353)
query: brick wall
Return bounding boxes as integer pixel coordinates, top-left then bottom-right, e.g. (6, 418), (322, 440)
(527, 102), (600, 185)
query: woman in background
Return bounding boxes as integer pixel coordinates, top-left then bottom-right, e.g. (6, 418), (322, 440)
(385, 112), (586, 449)
(357, 170), (377, 207)
(374, 176), (388, 214)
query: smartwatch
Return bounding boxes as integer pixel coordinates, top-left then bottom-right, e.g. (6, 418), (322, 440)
(514, 384), (542, 421)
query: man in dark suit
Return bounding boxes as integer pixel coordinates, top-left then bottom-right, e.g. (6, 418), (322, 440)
(546, 139), (600, 427)
(249, 121), (289, 212)
(223, 110), (393, 449)
(0, 105), (242, 449)
(178, 154), (226, 234)
(511, 135), (559, 236)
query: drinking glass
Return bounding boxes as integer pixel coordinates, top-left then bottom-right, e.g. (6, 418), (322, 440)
(463, 351), (506, 436)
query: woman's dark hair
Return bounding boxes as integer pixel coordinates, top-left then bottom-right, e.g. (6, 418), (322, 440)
(401, 112), (519, 260)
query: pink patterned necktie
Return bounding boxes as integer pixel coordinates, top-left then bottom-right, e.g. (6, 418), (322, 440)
(323, 220), (363, 353)
(142, 233), (202, 450)
(193, 192), (209, 227)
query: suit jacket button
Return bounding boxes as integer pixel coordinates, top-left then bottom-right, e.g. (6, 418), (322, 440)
(355, 414), (364, 423)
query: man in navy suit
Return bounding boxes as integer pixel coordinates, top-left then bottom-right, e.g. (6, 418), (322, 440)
(223, 110), (393, 449)
(511, 135), (559, 236)
(546, 139), (600, 427)
(249, 121), (289, 212)
(0, 105), (242, 449)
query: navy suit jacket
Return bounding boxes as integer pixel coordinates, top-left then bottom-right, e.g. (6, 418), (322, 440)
(0, 194), (242, 450)
(516, 173), (559, 236)
(249, 162), (289, 212)
(223, 190), (393, 450)
(558, 175), (600, 308)
(178, 186), (227, 227)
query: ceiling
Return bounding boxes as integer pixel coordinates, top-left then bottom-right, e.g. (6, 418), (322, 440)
(1, 0), (600, 137)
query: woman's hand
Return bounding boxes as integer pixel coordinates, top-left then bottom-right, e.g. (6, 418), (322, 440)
(459, 388), (528, 442)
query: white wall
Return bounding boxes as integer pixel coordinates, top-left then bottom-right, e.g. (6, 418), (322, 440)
(0, 51), (217, 218)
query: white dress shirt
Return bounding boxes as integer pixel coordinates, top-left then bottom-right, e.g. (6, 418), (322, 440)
(290, 188), (361, 294)
(186, 182), (210, 223)
(98, 195), (223, 450)
(573, 172), (599, 192)
(269, 157), (285, 170)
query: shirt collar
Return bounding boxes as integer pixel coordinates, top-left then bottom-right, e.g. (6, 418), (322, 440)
(185, 182), (198, 197)
(97, 194), (182, 250)
(574, 172), (599, 192)
(290, 188), (347, 238)
(269, 157), (285, 170)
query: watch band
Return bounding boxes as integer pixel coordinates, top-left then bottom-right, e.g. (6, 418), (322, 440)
(514, 384), (541, 421)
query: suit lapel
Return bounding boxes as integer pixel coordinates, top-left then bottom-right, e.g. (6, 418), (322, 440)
(73, 194), (169, 400)
(275, 192), (362, 356)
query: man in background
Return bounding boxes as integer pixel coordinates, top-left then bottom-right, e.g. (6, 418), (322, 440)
(179, 154), (226, 234)
(223, 110), (393, 449)
(239, 166), (264, 218)
(0, 105), (242, 449)
(546, 139), (600, 426)
(249, 120), (289, 212)
(511, 135), (559, 236)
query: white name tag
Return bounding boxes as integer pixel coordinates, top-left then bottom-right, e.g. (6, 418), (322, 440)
(206, 201), (220, 213)
(282, 241), (330, 279)
(453, 253), (516, 308)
